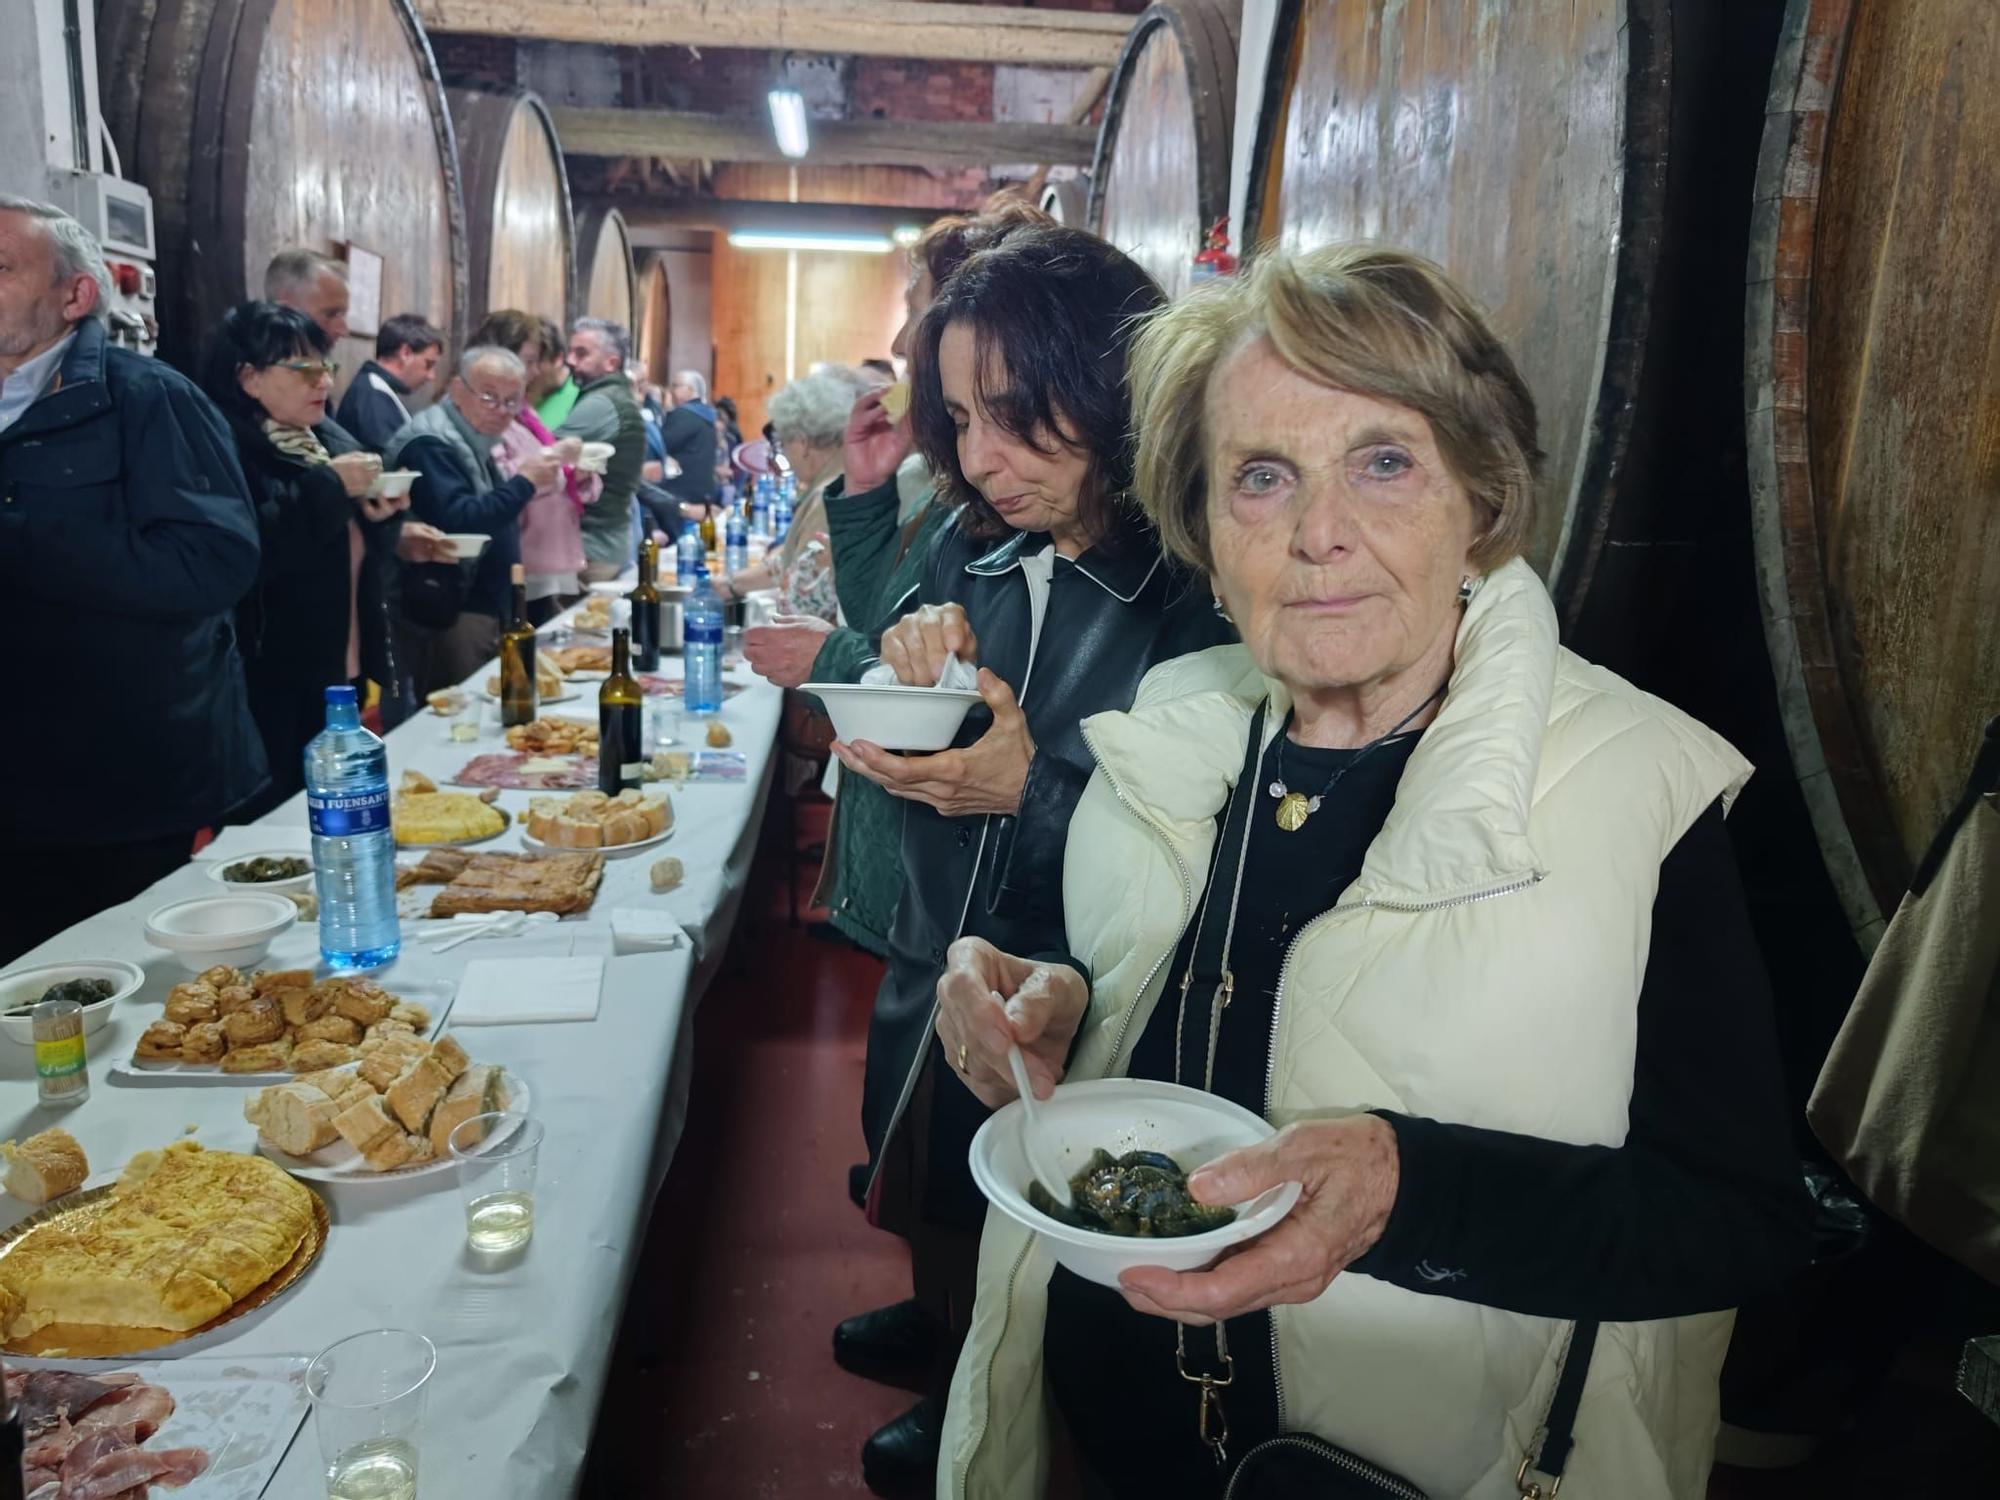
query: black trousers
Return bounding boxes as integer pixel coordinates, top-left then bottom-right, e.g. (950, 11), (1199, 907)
(0, 831), (197, 964)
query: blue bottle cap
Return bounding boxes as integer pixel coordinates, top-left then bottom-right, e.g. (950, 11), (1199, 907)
(325, 684), (358, 706)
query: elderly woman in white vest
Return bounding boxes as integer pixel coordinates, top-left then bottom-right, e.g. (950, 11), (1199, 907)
(931, 246), (1810, 1500)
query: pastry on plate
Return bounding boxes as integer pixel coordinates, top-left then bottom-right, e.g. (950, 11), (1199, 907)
(252, 969), (314, 998)
(222, 997), (284, 1048)
(290, 1039), (356, 1073)
(220, 1038), (293, 1074)
(179, 1021), (227, 1064)
(295, 1014), (362, 1047)
(328, 980), (394, 1027)
(215, 983), (259, 1016)
(196, 965), (243, 990)
(278, 985), (332, 1029)
(164, 984), (219, 1025)
(136, 1020), (186, 1061)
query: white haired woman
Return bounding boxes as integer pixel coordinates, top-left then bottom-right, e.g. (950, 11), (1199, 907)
(714, 368), (859, 620)
(931, 246), (1811, 1499)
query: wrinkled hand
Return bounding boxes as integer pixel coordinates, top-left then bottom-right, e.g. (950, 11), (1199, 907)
(933, 937), (1088, 1109)
(833, 669), (1032, 816)
(517, 449), (563, 491)
(878, 603), (976, 686)
(550, 437), (583, 466)
(743, 615), (835, 689)
(843, 388), (913, 493)
(330, 450), (382, 499)
(1118, 1116), (1401, 1326)
(394, 521), (458, 564)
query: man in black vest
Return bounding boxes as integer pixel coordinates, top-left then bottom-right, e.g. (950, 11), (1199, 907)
(557, 318), (645, 583)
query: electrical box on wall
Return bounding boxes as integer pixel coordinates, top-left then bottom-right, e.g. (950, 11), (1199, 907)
(42, 168), (158, 356)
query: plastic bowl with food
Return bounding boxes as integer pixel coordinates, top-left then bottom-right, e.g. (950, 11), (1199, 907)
(970, 1077), (1301, 1289)
(369, 469), (420, 500)
(577, 441), (617, 474)
(802, 682), (983, 753)
(143, 893), (298, 971)
(443, 533), (490, 562)
(207, 850), (315, 895)
(0, 959), (144, 1044)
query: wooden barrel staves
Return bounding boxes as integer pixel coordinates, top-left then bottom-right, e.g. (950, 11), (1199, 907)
(576, 204), (637, 330)
(1745, 0), (2000, 948)
(1038, 179), (1090, 227)
(636, 254), (673, 386)
(448, 89), (574, 335)
(1244, 0), (1674, 620)
(96, 0), (466, 374)
(1087, 0), (1241, 299)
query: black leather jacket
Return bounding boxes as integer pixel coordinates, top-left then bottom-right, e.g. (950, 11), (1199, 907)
(860, 495), (1234, 1219)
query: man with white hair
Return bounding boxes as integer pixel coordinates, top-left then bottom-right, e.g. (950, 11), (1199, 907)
(557, 318), (646, 581)
(0, 195), (267, 958)
(658, 365), (720, 520)
(265, 249), (350, 344)
(383, 346), (561, 690)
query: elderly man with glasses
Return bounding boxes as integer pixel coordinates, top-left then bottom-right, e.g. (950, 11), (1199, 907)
(0, 195), (268, 960)
(384, 345), (561, 692)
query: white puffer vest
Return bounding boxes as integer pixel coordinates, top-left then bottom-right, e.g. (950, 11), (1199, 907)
(938, 559), (1754, 1500)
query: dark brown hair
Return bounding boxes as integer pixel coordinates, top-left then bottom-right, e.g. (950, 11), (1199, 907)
(470, 309), (561, 363)
(909, 225), (1166, 544)
(911, 194), (1054, 293)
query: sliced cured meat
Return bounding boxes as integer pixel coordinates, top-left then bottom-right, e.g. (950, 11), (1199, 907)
(17, 1370), (119, 1437)
(59, 1444), (210, 1498)
(448, 751), (595, 791)
(67, 1382), (172, 1442)
(23, 1415), (76, 1470)
(59, 1422), (143, 1483)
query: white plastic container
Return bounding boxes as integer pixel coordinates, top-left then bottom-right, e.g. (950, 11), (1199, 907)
(143, 893), (298, 971)
(802, 682), (983, 753)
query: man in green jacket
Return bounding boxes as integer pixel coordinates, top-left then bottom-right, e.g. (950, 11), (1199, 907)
(741, 459), (950, 958)
(558, 318), (645, 582)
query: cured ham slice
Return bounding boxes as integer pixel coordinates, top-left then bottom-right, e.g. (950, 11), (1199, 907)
(16, 1370), (118, 1437)
(68, 1381), (172, 1441)
(57, 1443), (209, 1498)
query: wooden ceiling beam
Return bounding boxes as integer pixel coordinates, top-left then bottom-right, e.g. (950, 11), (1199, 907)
(551, 107), (1097, 168)
(415, 0), (1131, 68)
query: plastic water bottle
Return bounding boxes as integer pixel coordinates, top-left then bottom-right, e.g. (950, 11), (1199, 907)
(677, 527), (702, 581)
(305, 685), (401, 969)
(770, 490), (792, 546)
(683, 565), (724, 717)
(749, 483), (770, 540)
(724, 511), (748, 576)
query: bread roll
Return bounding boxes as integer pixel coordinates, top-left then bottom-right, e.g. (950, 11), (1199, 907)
(430, 1035), (471, 1082)
(428, 1065), (504, 1154)
(1, 1129), (88, 1204)
(362, 1131), (433, 1172)
(386, 1056), (452, 1132)
(332, 1093), (398, 1156)
(247, 1083), (340, 1156)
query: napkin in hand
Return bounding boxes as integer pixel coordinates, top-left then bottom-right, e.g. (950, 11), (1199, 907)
(860, 655), (978, 690)
(452, 956), (604, 1024)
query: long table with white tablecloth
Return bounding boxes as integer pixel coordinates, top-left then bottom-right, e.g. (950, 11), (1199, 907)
(0, 603), (781, 1496)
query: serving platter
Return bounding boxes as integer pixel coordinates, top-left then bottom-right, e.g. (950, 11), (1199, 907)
(521, 825), (672, 860)
(256, 1072), (529, 1184)
(392, 803), (514, 851)
(0, 1184), (328, 1358)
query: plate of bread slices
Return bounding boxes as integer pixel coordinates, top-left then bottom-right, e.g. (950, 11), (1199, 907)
(484, 651), (575, 703)
(520, 788), (674, 855)
(245, 1033), (523, 1180)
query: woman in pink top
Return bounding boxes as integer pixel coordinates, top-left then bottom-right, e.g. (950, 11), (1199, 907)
(472, 313), (601, 621)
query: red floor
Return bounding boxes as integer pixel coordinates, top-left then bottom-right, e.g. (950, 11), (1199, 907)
(586, 813), (917, 1496)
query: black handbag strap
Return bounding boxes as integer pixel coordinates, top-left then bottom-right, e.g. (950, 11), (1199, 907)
(1520, 1321), (1598, 1493)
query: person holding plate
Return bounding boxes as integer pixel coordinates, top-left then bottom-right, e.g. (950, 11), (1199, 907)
(929, 246), (1812, 1499)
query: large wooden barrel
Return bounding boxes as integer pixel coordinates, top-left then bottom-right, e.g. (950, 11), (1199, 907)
(1244, 0), (1674, 619)
(636, 254), (673, 386)
(96, 0), (466, 377)
(448, 89), (573, 335)
(1039, 179), (1090, 227)
(1087, 0), (1240, 299)
(1745, 0), (2000, 948)
(576, 204), (636, 330)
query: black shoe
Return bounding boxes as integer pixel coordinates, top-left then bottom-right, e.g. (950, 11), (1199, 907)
(834, 1298), (939, 1389)
(861, 1396), (940, 1498)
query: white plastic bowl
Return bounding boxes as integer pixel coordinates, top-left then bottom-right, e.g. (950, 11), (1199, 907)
(443, 533), (490, 562)
(803, 682), (983, 753)
(143, 893), (298, 971)
(578, 441), (616, 473)
(206, 849), (315, 895)
(0, 959), (143, 1044)
(970, 1077), (1302, 1289)
(369, 469), (420, 499)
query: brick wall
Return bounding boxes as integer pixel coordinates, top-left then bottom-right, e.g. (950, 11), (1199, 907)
(428, 34), (517, 91)
(628, 46), (776, 115)
(851, 59), (995, 123)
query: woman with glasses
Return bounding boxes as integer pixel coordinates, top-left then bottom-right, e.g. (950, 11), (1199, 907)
(199, 302), (453, 811)
(383, 345), (564, 692)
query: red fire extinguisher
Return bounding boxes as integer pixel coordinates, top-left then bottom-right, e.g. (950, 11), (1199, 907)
(1191, 218), (1239, 283)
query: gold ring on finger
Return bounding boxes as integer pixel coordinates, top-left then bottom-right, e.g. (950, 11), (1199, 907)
(956, 1043), (968, 1073)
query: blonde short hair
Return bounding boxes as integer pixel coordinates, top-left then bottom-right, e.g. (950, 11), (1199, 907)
(1129, 244), (1542, 573)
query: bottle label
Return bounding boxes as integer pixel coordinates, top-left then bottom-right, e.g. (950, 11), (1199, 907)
(35, 1034), (85, 1079)
(685, 620), (724, 645)
(308, 787), (391, 837)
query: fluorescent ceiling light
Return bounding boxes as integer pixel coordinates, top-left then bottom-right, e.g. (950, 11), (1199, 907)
(892, 225), (923, 246)
(728, 231), (896, 254)
(768, 89), (809, 159)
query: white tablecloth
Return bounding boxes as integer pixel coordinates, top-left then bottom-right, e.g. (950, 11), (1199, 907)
(0, 609), (780, 1497)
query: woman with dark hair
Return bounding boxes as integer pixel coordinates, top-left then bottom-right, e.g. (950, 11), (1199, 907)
(200, 302), (452, 811)
(825, 225), (1234, 1492)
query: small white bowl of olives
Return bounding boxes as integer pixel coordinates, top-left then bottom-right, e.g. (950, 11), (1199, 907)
(207, 850), (315, 895)
(0, 960), (144, 1044)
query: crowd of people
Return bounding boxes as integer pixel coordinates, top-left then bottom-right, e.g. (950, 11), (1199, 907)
(0, 180), (1814, 1500)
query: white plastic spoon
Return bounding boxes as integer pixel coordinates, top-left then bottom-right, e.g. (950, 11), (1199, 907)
(1008, 1042), (1073, 1209)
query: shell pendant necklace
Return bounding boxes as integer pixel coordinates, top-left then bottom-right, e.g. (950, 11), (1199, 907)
(1268, 682), (1447, 832)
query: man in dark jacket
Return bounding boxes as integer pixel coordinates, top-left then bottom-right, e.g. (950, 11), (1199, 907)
(557, 318), (646, 582)
(661, 368), (721, 517)
(0, 196), (267, 960)
(335, 313), (444, 452)
(384, 345), (560, 692)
